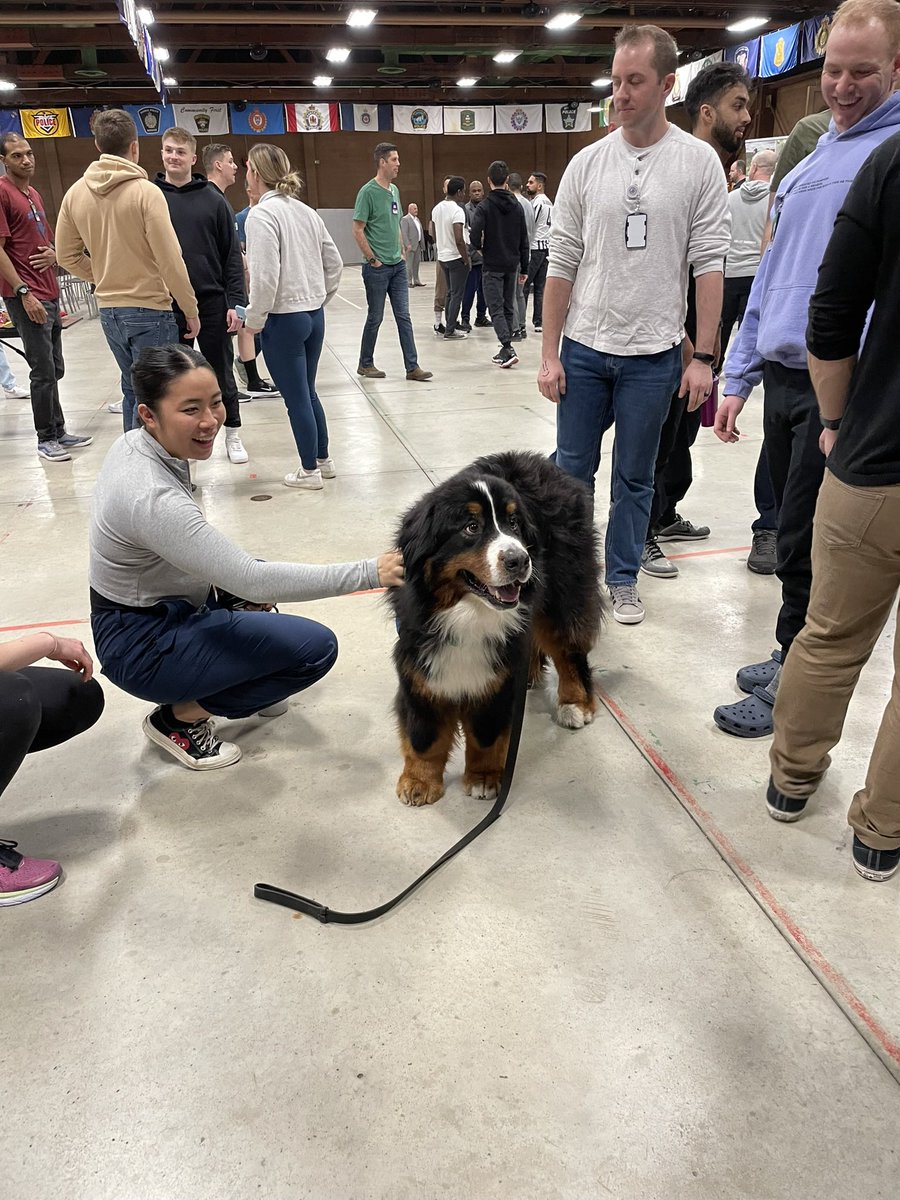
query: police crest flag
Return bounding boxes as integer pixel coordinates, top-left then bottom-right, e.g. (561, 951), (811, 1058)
(392, 105), (443, 135)
(495, 105), (543, 134)
(172, 103), (229, 135)
(544, 102), (591, 133)
(339, 103), (392, 131)
(443, 106), (494, 135)
(760, 24), (800, 77)
(19, 108), (72, 139)
(230, 103), (286, 136)
(285, 102), (340, 132)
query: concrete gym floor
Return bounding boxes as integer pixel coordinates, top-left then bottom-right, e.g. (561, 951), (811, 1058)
(2, 266), (899, 1200)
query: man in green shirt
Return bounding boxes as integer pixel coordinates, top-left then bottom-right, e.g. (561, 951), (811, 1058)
(352, 142), (432, 381)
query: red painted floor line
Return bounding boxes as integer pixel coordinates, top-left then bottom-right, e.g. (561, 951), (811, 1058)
(0, 618), (89, 633)
(596, 685), (900, 1076)
(667, 544), (752, 560)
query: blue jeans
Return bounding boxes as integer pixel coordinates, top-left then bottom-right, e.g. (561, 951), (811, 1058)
(91, 599), (338, 720)
(461, 262), (487, 323)
(359, 261), (419, 373)
(100, 307), (179, 432)
(261, 309), (328, 470)
(556, 337), (682, 586)
(0, 342), (17, 391)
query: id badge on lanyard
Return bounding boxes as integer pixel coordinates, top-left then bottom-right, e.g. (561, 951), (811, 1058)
(625, 212), (648, 250)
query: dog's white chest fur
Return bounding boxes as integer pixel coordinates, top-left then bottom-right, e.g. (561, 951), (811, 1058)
(422, 598), (524, 701)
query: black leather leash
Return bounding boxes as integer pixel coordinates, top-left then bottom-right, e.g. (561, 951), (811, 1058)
(254, 650), (530, 925)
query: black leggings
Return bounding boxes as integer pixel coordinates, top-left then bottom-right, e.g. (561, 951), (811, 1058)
(0, 668), (105, 804)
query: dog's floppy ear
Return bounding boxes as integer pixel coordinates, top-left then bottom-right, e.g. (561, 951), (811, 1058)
(397, 497), (436, 576)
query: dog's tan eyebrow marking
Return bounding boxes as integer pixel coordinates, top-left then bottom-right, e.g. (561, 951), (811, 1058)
(466, 501), (483, 516)
(505, 501), (517, 515)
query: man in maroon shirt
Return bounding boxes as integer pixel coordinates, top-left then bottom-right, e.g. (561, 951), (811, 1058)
(0, 132), (90, 461)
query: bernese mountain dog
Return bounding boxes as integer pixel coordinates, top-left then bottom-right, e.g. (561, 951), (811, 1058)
(388, 450), (603, 807)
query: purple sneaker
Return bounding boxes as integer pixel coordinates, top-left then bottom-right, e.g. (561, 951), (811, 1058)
(0, 840), (62, 906)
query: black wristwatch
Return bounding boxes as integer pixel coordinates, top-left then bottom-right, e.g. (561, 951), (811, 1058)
(15, 284), (30, 296)
(692, 351), (716, 365)
(367, 256), (378, 265)
(821, 416), (842, 431)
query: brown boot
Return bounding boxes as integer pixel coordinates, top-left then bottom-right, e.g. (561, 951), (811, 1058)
(357, 365), (386, 379)
(406, 366), (433, 382)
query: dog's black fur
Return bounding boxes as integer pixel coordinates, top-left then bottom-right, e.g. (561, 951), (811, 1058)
(389, 451), (602, 806)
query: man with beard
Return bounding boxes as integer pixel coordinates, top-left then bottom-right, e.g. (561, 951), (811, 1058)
(460, 179), (489, 331)
(640, 61), (753, 582)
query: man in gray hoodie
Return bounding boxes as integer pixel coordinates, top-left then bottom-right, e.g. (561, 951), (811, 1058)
(721, 149), (775, 354)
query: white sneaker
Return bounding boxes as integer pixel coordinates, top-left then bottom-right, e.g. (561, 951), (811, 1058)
(284, 466), (324, 490)
(225, 430), (249, 464)
(316, 456), (336, 479)
(3, 385), (28, 399)
(107, 400), (123, 414)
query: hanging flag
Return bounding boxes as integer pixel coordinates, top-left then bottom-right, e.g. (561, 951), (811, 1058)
(19, 108), (72, 139)
(443, 106), (494, 135)
(800, 14), (833, 64)
(494, 104), (543, 134)
(172, 103), (229, 136)
(229, 103), (286, 136)
(392, 105), (443, 135)
(0, 110), (23, 138)
(285, 102), (339, 132)
(544, 102), (591, 133)
(725, 38), (761, 78)
(760, 24), (801, 77)
(71, 106), (107, 138)
(124, 102), (176, 136)
(338, 103), (392, 131)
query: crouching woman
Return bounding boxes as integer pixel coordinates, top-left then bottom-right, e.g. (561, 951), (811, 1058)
(89, 344), (403, 771)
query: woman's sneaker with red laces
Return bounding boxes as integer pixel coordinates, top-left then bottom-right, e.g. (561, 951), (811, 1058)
(0, 840), (61, 907)
(143, 706), (242, 770)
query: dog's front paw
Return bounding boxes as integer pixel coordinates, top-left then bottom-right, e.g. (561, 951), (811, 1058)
(397, 773), (445, 806)
(464, 770), (502, 800)
(557, 702), (596, 730)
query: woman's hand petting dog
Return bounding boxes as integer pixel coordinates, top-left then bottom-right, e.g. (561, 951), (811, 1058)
(378, 549), (405, 588)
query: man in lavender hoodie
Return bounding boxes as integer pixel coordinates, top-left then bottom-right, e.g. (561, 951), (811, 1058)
(710, 0), (900, 739)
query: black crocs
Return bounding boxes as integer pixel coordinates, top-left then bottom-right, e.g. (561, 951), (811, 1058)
(736, 649), (783, 695)
(713, 685), (775, 738)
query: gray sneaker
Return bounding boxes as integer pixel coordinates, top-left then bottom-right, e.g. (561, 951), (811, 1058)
(748, 528), (777, 575)
(58, 432), (93, 449)
(640, 538), (679, 579)
(37, 439), (72, 462)
(608, 583), (645, 625)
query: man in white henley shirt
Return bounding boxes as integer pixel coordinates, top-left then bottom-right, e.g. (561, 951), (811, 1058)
(538, 23), (730, 626)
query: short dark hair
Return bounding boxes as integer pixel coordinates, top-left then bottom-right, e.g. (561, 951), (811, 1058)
(446, 175), (466, 198)
(684, 61), (751, 125)
(92, 109), (138, 156)
(132, 344), (213, 423)
(614, 24), (679, 79)
(487, 160), (509, 186)
(530, 171), (548, 187)
(201, 142), (232, 174)
(733, 159), (746, 174)
(0, 131), (26, 157)
(374, 141), (398, 165)
(508, 171), (524, 190)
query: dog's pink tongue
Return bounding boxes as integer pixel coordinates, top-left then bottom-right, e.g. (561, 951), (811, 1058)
(494, 584), (520, 603)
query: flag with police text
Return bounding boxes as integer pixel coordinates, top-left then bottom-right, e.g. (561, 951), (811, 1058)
(543, 102), (591, 133)
(20, 108), (72, 139)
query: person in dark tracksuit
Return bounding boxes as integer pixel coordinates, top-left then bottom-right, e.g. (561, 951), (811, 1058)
(468, 160), (529, 369)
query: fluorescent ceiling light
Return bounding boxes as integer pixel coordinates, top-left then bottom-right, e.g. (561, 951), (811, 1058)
(137, 6), (154, 23)
(457, 76), (478, 87)
(591, 76), (612, 87)
(152, 46), (170, 62)
(0, 80), (16, 92)
(313, 74), (333, 87)
(162, 76), (178, 86)
(326, 47), (351, 63)
(493, 50), (520, 64)
(346, 8), (377, 26)
(546, 12), (581, 31)
(726, 16), (769, 33)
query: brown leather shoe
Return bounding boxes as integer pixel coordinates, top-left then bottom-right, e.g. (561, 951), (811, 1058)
(405, 367), (433, 382)
(357, 365), (386, 379)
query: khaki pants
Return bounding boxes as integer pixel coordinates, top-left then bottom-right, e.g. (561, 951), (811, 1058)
(770, 470), (900, 849)
(433, 259), (447, 315)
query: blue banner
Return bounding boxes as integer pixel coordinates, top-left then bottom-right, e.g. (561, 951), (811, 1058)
(229, 103), (285, 136)
(0, 110), (23, 138)
(71, 105), (109, 138)
(760, 23), (800, 77)
(123, 102), (175, 136)
(801, 14), (833, 64)
(725, 38), (761, 78)
(339, 102), (393, 131)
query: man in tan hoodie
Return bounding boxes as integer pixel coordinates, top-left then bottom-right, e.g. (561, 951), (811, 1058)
(55, 109), (198, 431)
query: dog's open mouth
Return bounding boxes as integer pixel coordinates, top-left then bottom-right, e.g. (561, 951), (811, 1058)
(461, 571), (523, 608)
